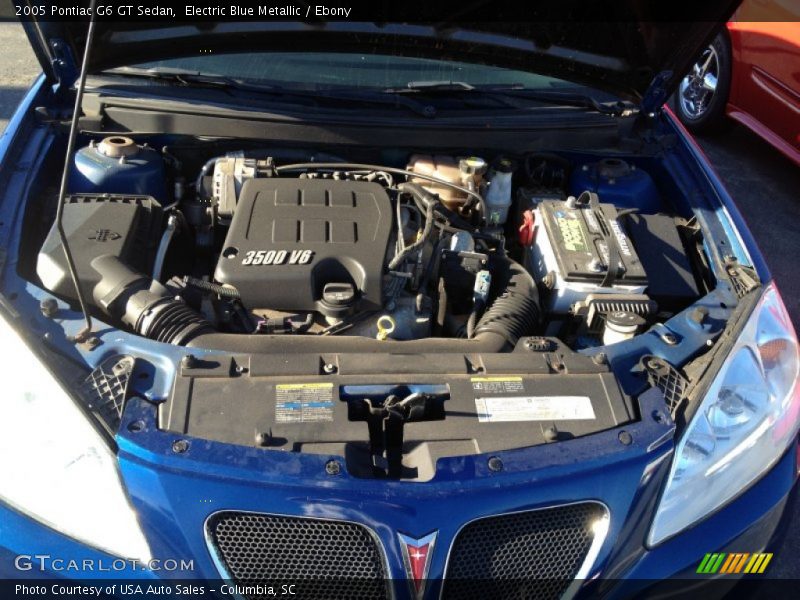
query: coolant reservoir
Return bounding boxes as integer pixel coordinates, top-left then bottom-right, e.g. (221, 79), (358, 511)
(484, 157), (515, 225)
(69, 136), (167, 200)
(407, 154), (485, 211)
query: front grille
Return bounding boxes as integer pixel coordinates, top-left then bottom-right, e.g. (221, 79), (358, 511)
(207, 512), (388, 600)
(443, 502), (606, 600)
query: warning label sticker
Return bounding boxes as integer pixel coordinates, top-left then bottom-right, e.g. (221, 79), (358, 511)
(471, 376), (524, 395)
(475, 396), (595, 423)
(275, 383), (334, 423)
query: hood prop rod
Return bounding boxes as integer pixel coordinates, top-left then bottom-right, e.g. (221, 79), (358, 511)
(54, 0), (98, 344)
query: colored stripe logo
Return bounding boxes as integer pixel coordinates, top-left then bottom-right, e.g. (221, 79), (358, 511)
(697, 552), (773, 574)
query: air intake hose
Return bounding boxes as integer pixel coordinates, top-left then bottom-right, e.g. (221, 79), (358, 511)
(472, 254), (540, 347)
(91, 255), (214, 345)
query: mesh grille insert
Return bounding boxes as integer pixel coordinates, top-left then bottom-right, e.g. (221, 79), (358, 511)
(443, 502), (605, 600)
(77, 355), (134, 434)
(641, 355), (689, 415)
(208, 512), (388, 600)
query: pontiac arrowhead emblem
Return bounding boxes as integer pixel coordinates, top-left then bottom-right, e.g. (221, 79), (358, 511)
(398, 531), (437, 599)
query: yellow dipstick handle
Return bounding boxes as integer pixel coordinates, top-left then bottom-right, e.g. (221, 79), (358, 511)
(376, 315), (396, 341)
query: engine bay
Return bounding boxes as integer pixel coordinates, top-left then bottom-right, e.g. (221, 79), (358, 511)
(32, 139), (709, 353)
(9, 130), (734, 480)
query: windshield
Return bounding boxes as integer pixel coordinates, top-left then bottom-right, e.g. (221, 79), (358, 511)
(108, 52), (582, 92)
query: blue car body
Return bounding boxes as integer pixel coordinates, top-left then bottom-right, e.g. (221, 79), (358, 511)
(0, 14), (797, 600)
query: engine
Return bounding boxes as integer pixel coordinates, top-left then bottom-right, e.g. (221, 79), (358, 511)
(34, 137), (704, 350)
(214, 178), (394, 316)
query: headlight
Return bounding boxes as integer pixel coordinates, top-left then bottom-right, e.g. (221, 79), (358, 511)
(0, 312), (151, 562)
(649, 283), (800, 545)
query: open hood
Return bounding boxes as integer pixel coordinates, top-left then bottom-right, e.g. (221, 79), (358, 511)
(22, 1), (740, 109)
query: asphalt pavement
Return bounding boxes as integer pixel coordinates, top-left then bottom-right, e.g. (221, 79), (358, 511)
(0, 21), (798, 580)
(0, 23), (39, 134)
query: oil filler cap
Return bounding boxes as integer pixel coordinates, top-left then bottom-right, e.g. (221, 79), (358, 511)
(322, 282), (356, 307)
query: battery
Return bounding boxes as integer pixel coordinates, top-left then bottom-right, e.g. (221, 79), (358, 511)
(539, 198), (647, 284)
(528, 197), (649, 313)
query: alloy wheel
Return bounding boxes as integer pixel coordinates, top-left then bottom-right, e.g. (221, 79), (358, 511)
(678, 45), (720, 119)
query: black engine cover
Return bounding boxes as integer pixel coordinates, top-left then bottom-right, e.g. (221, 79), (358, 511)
(214, 178), (393, 312)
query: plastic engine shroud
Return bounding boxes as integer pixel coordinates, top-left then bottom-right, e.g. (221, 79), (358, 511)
(214, 178), (393, 313)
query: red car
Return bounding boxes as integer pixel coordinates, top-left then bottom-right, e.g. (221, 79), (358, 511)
(675, 0), (800, 166)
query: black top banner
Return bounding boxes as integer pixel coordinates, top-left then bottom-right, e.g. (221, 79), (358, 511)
(6, 0), (749, 24)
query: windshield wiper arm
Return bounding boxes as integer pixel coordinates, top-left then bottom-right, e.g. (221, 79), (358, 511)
(387, 81), (637, 116)
(103, 68), (283, 92)
(496, 89), (638, 116)
(102, 69), (438, 118)
(402, 80), (476, 91)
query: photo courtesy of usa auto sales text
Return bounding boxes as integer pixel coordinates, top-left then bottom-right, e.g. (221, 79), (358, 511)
(15, 584), (211, 596)
(15, 584), (297, 597)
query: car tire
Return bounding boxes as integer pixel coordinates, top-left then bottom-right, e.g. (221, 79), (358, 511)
(674, 32), (732, 134)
